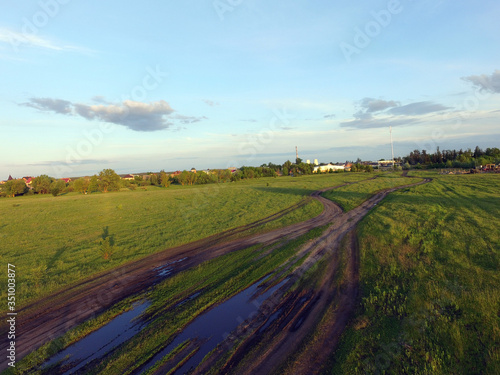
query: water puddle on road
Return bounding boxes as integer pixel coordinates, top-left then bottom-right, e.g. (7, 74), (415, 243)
(140, 277), (288, 374)
(153, 257), (189, 278)
(42, 300), (151, 374)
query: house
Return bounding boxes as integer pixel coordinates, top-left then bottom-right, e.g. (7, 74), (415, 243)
(61, 178), (72, 184)
(23, 177), (34, 188)
(190, 168), (197, 173)
(170, 170), (182, 177)
(122, 174), (135, 180)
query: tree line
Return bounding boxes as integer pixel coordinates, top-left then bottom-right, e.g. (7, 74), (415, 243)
(402, 146), (500, 169)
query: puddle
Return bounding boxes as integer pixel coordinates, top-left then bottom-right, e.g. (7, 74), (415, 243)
(139, 278), (288, 374)
(42, 300), (151, 374)
(153, 257), (189, 278)
(257, 307), (284, 334)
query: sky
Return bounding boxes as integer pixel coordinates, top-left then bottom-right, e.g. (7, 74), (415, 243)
(1, 0), (499, 178)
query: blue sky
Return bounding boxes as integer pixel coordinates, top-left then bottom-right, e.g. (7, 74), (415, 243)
(1, 0), (499, 178)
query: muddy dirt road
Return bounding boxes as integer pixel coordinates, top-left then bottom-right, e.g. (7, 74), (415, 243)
(203, 178), (431, 375)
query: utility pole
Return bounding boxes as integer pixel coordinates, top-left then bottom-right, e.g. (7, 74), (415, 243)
(390, 126), (395, 167)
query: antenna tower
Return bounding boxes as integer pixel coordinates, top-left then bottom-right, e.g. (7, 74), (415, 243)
(296, 146), (299, 161)
(390, 126), (395, 167)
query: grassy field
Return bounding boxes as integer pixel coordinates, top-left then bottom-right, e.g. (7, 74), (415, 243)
(330, 171), (500, 374)
(1, 173), (370, 307)
(321, 174), (422, 211)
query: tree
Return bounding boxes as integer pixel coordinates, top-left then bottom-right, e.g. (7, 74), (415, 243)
(73, 177), (90, 194)
(282, 160), (293, 176)
(159, 170), (171, 187)
(32, 175), (54, 194)
(2, 179), (28, 197)
(88, 175), (99, 193)
(177, 171), (190, 186)
(98, 169), (121, 192)
(50, 180), (66, 196)
(150, 173), (159, 185)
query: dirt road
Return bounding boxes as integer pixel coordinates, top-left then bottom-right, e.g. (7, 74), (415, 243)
(0, 176), (429, 373)
(200, 177), (431, 375)
(0, 181), (349, 370)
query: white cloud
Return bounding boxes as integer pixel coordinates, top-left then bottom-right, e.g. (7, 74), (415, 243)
(0, 27), (91, 55)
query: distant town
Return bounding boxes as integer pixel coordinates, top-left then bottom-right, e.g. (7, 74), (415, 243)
(1, 145), (499, 198)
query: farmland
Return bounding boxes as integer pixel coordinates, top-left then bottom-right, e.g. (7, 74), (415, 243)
(1, 171), (498, 374)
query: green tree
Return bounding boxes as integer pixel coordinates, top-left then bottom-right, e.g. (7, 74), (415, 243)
(150, 173), (159, 185)
(50, 180), (66, 196)
(32, 175), (54, 194)
(159, 170), (171, 187)
(2, 179), (28, 197)
(73, 177), (90, 194)
(88, 175), (99, 193)
(98, 169), (121, 192)
(283, 160), (292, 172)
(177, 171), (189, 186)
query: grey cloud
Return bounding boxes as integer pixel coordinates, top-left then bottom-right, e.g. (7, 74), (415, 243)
(340, 117), (419, 129)
(171, 114), (208, 124)
(389, 101), (450, 116)
(462, 70), (500, 93)
(324, 114), (336, 119)
(75, 100), (175, 131)
(23, 97), (73, 115)
(22, 97), (205, 132)
(360, 97), (399, 113)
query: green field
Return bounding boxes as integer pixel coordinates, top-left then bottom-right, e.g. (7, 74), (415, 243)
(1, 173), (370, 306)
(330, 172), (500, 374)
(4, 171), (498, 374)
(321, 174), (422, 211)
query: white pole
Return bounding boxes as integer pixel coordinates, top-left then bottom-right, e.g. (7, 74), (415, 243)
(390, 126), (394, 167)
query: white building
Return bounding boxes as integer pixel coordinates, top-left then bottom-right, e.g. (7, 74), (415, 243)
(313, 164), (345, 173)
